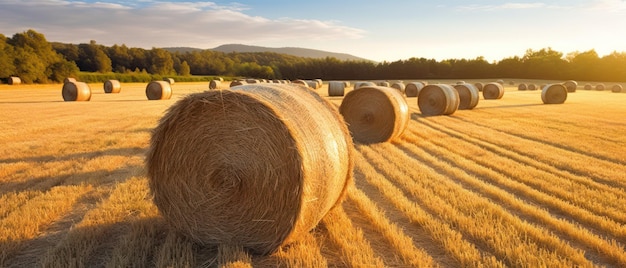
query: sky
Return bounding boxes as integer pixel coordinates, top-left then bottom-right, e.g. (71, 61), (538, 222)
(0, 0), (625, 62)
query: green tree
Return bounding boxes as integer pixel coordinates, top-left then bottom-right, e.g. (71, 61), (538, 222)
(148, 48), (174, 75)
(178, 60), (191, 76)
(77, 40), (112, 73)
(0, 34), (16, 78)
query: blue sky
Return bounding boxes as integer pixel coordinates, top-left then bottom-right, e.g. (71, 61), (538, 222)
(1, 0), (624, 62)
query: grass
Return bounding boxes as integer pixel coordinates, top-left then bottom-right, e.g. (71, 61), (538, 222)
(0, 80), (625, 267)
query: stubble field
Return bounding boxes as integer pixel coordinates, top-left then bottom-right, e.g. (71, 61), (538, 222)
(0, 80), (625, 267)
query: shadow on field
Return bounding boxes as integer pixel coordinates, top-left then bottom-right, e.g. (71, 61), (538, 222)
(472, 103), (544, 109)
(0, 146), (146, 164)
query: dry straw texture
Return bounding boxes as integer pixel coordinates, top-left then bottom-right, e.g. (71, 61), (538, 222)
(404, 82), (425, 97)
(145, 81), (172, 100)
(209, 80), (222, 90)
(339, 85), (409, 144)
(483, 82), (505, 99)
(8, 76), (21, 85)
(328, 81), (346, 96)
(104, 80), (121, 93)
(595, 84), (605, 91)
(418, 84), (460, 116)
(453, 83), (480, 110)
(563, 80), (578, 93)
(62, 81), (91, 101)
(146, 83), (354, 255)
(611, 84), (623, 93)
(518, 83), (528, 91)
(474, 82), (484, 92)
(542, 84), (568, 104)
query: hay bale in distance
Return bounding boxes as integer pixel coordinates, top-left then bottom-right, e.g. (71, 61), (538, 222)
(474, 82), (484, 92)
(64, 77), (77, 83)
(62, 81), (92, 101)
(496, 79), (504, 85)
(611, 84), (623, 93)
(453, 83), (480, 110)
(405, 82), (425, 97)
(339, 86), (409, 144)
(377, 81), (390, 87)
(563, 80), (577, 92)
(418, 84), (460, 116)
(104, 79), (121, 93)
(595, 84), (606, 91)
(292, 79), (307, 86)
(354, 81), (375, 90)
(527, 84), (538, 91)
(482, 82), (505, 99)
(146, 83), (354, 255)
(328, 81), (346, 96)
(390, 82), (406, 93)
(542, 84), (568, 104)
(209, 80), (222, 90)
(164, 77), (175, 84)
(146, 81), (173, 100)
(584, 84), (592, 90)
(518, 83), (528, 91)
(230, 80), (247, 87)
(8, 76), (21, 85)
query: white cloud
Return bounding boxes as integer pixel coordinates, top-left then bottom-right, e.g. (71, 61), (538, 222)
(458, 2), (549, 11)
(587, 0), (626, 11)
(0, 0), (365, 49)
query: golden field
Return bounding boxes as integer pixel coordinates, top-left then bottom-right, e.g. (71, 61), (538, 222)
(0, 80), (625, 267)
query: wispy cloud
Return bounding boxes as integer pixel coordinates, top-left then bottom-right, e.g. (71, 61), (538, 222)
(587, 0), (626, 11)
(0, 0), (365, 48)
(457, 2), (549, 11)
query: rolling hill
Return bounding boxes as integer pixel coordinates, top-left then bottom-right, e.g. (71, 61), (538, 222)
(164, 44), (371, 61)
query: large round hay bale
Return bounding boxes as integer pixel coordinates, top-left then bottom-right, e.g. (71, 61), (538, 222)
(418, 84), (459, 116)
(482, 82), (504, 99)
(164, 77), (175, 85)
(339, 86), (409, 144)
(146, 83), (353, 255)
(584, 84), (592, 90)
(405, 82), (425, 97)
(8, 76), (21, 85)
(542, 84), (568, 104)
(595, 84), (606, 91)
(146, 81), (172, 100)
(518, 83), (527, 91)
(611, 84), (623, 93)
(104, 79), (121, 93)
(328, 81), (346, 96)
(474, 82), (484, 92)
(390, 82), (406, 93)
(230, 80), (247, 87)
(563, 80), (577, 92)
(453, 83), (480, 110)
(64, 77), (77, 83)
(62, 81), (92, 101)
(209, 80), (222, 90)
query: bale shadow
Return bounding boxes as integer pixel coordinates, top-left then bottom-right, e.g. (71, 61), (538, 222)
(0, 146), (146, 164)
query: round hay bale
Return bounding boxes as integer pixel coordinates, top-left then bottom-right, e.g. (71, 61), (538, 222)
(62, 81), (91, 101)
(509, 81), (515, 85)
(146, 81), (173, 100)
(164, 77), (175, 85)
(453, 83), (480, 110)
(482, 82), (504, 99)
(405, 82), (425, 97)
(611, 84), (623, 93)
(595, 84), (606, 91)
(8, 76), (21, 85)
(354, 81), (375, 90)
(246, 79), (260, 84)
(104, 79), (121, 93)
(216, 77), (225, 82)
(390, 82), (406, 93)
(563, 80), (577, 92)
(292, 79), (307, 86)
(146, 83), (353, 255)
(64, 77), (77, 83)
(230, 80), (247, 87)
(418, 84), (460, 116)
(456, 81), (466, 85)
(328, 81), (346, 96)
(313, 79), (323, 88)
(377, 81), (390, 87)
(343, 81), (351, 88)
(518, 83), (527, 91)
(339, 86), (409, 144)
(474, 82), (484, 92)
(584, 84), (592, 90)
(541, 84), (568, 104)
(305, 80), (318, 89)
(496, 79), (504, 85)
(527, 84), (538, 91)
(209, 80), (222, 90)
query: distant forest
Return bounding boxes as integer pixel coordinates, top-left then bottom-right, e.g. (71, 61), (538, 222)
(1, 29), (625, 83)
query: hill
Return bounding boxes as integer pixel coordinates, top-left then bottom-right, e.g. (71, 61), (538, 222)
(165, 44), (371, 61)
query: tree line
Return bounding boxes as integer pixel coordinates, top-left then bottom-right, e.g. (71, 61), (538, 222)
(1, 29), (625, 84)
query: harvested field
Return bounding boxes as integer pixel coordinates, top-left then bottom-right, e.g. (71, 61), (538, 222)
(1, 81), (625, 267)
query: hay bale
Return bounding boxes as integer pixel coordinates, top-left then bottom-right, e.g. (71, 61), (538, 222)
(611, 84), (623, 93)
(595, 84), (606, 91)
(339, 86), (409, 144)
(246, 79), (260, 84)
(405, 82), (425, 97)
(216, 77), (225, 82)
(584, 84), (592, 90)
(563, 80), (577, 92)
(527, 84), (538, 91)
(305, 80), (318, 89)
(164, 77), (175, 84)
(104, 79), (121, 93)
(377, 81), (390, 87)
(390, 82), (406, 93)
(541, 84), (568, 104)
(474, 82), (484, 92)
(518, 83), (527, 91)
(453, 83), (480, 110)
(146, 81), (173, 100)
(62, 81), (91, 101)
(230, 80), (247, 87)
(482, 82), (504, 99)
(146, 83), (354, 255)
(64, 77), (77, 83)
(343, 81), (351, 88)
(456, 81), (466, 85)
(354, 81), (375, 90)
(496, 79), (504, 85)
(209, 80), (222, 90)
(8, 76), (21, 85)
(328, 81), (346, 96)
(418, 84), (459, 116)
(313, 79), (323, 88)
(509, 81), (515, 85)
(292, 79), (307, 86)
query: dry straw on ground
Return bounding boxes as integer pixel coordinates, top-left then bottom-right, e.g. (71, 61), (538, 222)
(483, 82), (505, 99)
(611, 84), (623, 93)
(328, 81), (346, 96)
(404, 82), (425, 97)
(339, 85), (409, 144)
(104, 80), (121, 93)
(453, 83), (480, 110)
(541, 84), (568, 104)
(563, 80), (578, 93)
(62, 81), (91, 101)
(209, 80), (222, 90)
(8, 76), (21, 85)
(146, 83), (354, 255)
(418, 84), (460, 116)
(145, 81), (172, 100)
